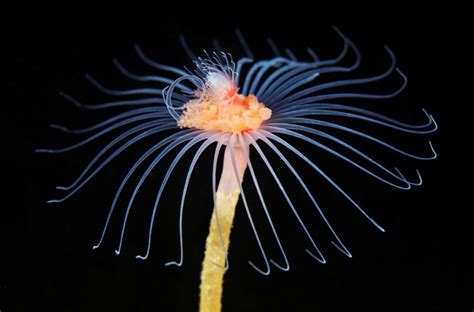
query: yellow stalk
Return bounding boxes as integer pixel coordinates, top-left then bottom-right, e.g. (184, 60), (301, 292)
(199, 145), (248, 312)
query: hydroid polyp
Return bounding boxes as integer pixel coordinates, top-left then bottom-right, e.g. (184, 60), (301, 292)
(37, 27), (438, 312)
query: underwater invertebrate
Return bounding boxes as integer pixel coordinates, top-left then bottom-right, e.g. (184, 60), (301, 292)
(38, 27), (438, 312)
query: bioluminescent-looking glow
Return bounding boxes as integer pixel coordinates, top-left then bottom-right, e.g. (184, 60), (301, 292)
(38, 27), (438, 312)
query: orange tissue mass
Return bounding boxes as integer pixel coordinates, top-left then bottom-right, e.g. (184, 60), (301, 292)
(178, 91), (272, 134)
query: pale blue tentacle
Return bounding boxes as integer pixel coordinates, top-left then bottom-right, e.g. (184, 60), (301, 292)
(58, 92), (166, 110)
(165, 133), (223, 267)
(235, 28), (254, 60)
(277, 68), (407, 106)
(134, 43), (188, 76)
(272, 108), (438, 135)
(56, 123), (179, 196)
(229, 134), (271, 275)
(93, 130), (201, 250)
(260, 129), (386, 233)
(179, 34), (196, 61)
(36, 114), (171, 154)
(264, 125), (413, 189)
(243, 132), (327, 264)
(250, 131), (352, 258)
(239, 134), (290, 271)
(50, 107), (169, 134)
(274, 104), (435, 130)
(269, 118), (437, 160)
(135, 132), (211, 259)
(113, 58), (193, 92)
(54, 122), (177, 195)
(275, 46), (397, 108)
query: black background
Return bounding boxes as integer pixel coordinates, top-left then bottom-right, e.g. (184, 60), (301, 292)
(4, 6), (471, 312)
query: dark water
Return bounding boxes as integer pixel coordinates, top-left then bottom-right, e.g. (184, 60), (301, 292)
(3, 6), (471, 312)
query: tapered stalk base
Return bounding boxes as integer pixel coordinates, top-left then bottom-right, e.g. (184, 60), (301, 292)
(199, 146), (248, 312)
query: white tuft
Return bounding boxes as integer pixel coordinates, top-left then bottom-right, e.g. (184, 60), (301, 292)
(206, 71), (235, 99)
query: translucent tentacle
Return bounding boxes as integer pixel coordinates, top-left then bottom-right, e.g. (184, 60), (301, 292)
(250, 131), (352, 258)
(238, 134), (290, 271)
(50, 107), (169, 135)
(229, 134), (270, 275)
(58, 92), (165, 110)
(166, 133), (223, 267)
(163, 75), (204, 121)
(134, 43), (188, 76)
(264, 72), (320, 105)
(306, 47), (319, 62)
(135, 132), (211, 259)
(279, 68), (407, 105)
(36, 114), (170, 154)
(113, 58), (193, 92)
(260, 129), (386, 233)
(274, 103), (435, 130)
(276, 45), (397, 108)
(244, 59), (289, 96)
(235, 28), (254, 60)
(284, 49), (297, 61)
(212, 39), (223, 54)
(272, 108), (438, 135)
(179, 34), (196, 61)
(267, 37), (281, 57)
(256, 26), (360, 99)
(85, 74), (168, 96)
(235, 57), (253, 86)
(242, 57), (289, 96)
(269, 118), (437, 160)
(56, 122), (177, 194)
(242, 132), (327, 264)
(92, 130), (201, 250)
(264, 125), (413, 189)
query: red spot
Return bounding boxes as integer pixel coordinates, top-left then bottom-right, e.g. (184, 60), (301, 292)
(231, 95), (249, 108)
(224, 85), (238, 99)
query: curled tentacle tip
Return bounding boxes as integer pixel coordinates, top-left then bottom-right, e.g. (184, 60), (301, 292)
(428, 141), (438, 159)
(164, 261), (181, 267)
(306, 250), (327, 264)
(92, 245), (100, 250)
(270, 259), (290, 272)
(46, 199), (59, 204)
(414, 169), (424, 186)
(394, 167), (412, 190)
(248, 261), (271, 276)
(330, 241), (352, 258)
(135, 255), (147, 260)
(114, 249), (121, 255)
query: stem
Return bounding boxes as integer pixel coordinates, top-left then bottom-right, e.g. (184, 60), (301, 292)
(199, 145), (248, 312)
